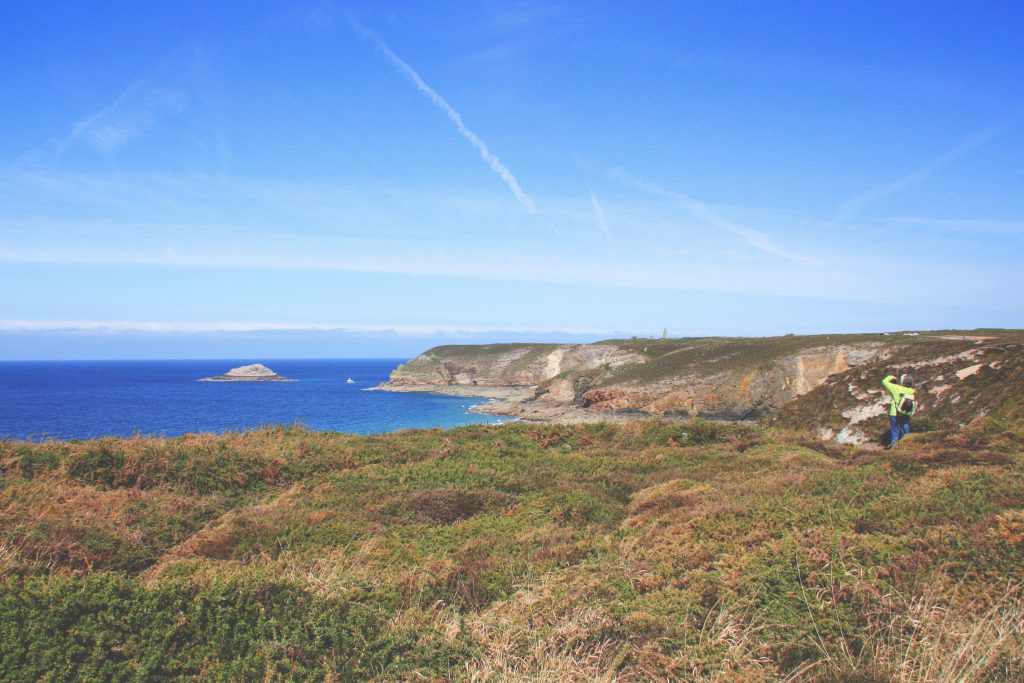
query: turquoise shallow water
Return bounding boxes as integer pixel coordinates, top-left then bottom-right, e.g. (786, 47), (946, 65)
(0, 359), (507, 441)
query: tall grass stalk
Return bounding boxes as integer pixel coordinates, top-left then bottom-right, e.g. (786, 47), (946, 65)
(863, 583), (1023, 683)
(795, 578), (1023, 682)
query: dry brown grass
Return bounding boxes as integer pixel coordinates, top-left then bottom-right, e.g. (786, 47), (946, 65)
(461, 565), (786, 682)
(462, 569), (630, 682)
(0, 476), (219, 571)
(160, 484), (303, 563)
(461, 573), (1024, 683)
(794, 582), (1024, 683)
(0, 539), (20, 577)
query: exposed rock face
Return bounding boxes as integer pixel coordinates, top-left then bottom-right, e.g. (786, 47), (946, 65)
(378, 333), (1022, 429)
(386, 343), (644, 389)
(579, 345), (883, 418)
(770, 336), (1024, 445)
(376, 336), (900, 422)
(199, 364), (296, 382)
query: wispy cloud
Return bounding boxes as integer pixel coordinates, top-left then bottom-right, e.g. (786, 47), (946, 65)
(890, 216), (1024, 236)
(63, 81), (186, 153)
(0, 168), (877, 299)
(588, 188), (611, 240)
(0, 216), (840, 299)
(610, 169), (819, 265)
(12, 167), (1013, 305)
(836, 127), (998, 221)
(352, 20), (537, 213)
(0, 319), (620, 336)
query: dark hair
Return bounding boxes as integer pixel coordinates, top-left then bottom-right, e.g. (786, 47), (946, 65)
(899, 373), (915, 388)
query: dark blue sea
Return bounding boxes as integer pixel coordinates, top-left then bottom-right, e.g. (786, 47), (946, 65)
(0, 359), (509, 441)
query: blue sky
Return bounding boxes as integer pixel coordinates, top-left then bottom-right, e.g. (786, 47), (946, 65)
(1, 1), (1022, 359)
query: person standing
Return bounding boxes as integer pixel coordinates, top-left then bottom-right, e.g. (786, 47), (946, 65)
(882, 373), (916, 449)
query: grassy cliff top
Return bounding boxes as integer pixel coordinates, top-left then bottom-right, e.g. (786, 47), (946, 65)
(595, 334), (883, 386)
(410, 332), (1024, 390)
(418, 342), (562, 360)
(418, 331), (1023, 362)
(2, 415), (1022, 680)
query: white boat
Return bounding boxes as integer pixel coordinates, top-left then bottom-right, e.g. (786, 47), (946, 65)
(346, 378), (356, 384)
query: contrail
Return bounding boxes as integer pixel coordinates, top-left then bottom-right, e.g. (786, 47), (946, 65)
(354, 21), (536, 213)
(589, 188), (612, 240)
(836, 127), (997, 222)
(64, 81), (186, 153)
(611, 169), (818, 265)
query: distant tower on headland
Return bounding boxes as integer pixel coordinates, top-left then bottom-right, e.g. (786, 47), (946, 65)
(662, 328), (668, 340)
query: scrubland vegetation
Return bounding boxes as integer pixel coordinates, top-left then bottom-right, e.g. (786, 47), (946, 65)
(2, 416), (1022, 681)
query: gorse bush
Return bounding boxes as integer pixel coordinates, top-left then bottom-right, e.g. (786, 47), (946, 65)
(0, 571), (394, 682)
(1, 417), (1022, 681)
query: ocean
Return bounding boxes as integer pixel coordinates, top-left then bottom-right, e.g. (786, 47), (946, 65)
(0, 359), (508, 441)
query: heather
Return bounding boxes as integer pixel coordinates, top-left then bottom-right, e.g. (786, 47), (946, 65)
(1, 418), (1021, 681)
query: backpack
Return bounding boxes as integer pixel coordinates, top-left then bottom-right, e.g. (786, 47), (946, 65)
(896, 394), (916, 416)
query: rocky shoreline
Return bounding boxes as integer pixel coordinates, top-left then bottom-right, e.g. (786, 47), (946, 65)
(372, 381), (686, 424)
(368, 384), (532, 400)
(368, 383), (555, 422)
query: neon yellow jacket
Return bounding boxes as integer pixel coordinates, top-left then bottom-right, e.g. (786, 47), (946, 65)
(882, 375), (915, 416)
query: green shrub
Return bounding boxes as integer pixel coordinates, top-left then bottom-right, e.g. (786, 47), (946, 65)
(0, 572), (390, 682)
(65, 444), (125, 488)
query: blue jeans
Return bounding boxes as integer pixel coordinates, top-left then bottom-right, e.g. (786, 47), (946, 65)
(890, 415), (910, 446)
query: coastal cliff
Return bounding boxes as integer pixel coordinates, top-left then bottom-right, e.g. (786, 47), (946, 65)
(770, 334), (1023, 444)
(377, 332), (1023, 432)
(384, 343), (642, 391)
(376, 335), (894, 422)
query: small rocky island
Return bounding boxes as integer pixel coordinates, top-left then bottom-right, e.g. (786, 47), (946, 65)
(198, 363), (296, 382)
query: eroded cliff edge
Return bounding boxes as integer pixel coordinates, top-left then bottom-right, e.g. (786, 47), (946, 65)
(375, 335), (899, 423)
(376, 332), (1023, 444)
(769, 333), (1023, 444)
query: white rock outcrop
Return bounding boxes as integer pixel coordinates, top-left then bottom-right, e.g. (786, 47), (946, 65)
(199, 364), (296, 382)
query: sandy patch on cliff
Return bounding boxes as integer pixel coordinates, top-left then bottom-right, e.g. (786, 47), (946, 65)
(544, 347), (565, 379)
